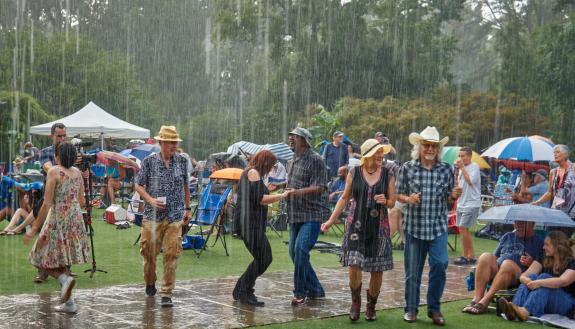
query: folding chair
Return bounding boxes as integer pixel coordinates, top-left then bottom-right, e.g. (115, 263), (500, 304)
(448, 203), (459, 252)
(187, 181), (231, 258)
(267, 197), (287, 238)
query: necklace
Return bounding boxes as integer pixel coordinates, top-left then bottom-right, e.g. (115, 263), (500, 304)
(365, 167), (378, 175)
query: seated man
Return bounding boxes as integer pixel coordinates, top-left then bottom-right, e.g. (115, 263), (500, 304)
(328, 166), (347, 205)
(462, 220), (544, 314)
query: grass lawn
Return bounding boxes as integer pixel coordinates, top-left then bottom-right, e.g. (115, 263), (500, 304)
(0, 212), (522, 327)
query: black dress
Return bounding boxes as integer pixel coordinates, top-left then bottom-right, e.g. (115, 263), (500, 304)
(232, 170), (273, 299)
(341, 166), (393, 272)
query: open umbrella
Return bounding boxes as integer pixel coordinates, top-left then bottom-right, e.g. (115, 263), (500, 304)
(96, 151), (140, 172)
(478, 204), (575, 227)
(481, 136), (554, 162)
(209, 168), (243, 180)
(129, 144), (160, 161)
(442, 146), (490, 169)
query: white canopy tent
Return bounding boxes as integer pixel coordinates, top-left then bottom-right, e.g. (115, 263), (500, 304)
(29, 102), (149, 147)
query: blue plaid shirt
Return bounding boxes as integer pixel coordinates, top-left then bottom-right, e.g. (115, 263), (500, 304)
(396, 159), (454, 240)
(39, 145), (55, 175)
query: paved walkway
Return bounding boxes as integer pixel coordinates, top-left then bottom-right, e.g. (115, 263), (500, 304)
(0, 262), (473, 328)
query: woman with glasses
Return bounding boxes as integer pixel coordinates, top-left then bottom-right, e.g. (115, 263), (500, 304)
(322, 139), (395, 322)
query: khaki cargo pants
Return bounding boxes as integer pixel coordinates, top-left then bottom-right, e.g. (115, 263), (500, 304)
(140, 218), (183, 297)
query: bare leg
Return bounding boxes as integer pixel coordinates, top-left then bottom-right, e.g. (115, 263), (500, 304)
(460, 227), (475, 259)
(349, 266), (362, 289)
(478, 259), (521, 306)
(369, 271), (383, 295)
(389, 208), (404, 243)
(1, 208), (29, 233)
(472, 253), (499, 302)
(12, 212), (35, 233)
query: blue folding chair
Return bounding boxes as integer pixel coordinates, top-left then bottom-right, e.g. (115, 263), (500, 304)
(187, 181), (231, 258)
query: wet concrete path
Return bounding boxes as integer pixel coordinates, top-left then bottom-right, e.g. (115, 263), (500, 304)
(0, 262), (472, 328)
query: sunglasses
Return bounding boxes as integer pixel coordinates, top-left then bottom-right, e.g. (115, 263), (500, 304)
(421, 143), (439, 149)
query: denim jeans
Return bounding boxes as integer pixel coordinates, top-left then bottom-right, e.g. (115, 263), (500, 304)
(404, 232), (448, 314)
(512, 273), (575, 317)
(289, 222), (324, 297)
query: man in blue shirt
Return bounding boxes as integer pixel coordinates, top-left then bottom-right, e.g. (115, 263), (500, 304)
(396, 126), (461, 326)
(462, 221), (543, 315)
(323, 131), (349, 179)
(530, 169), (551, 207)
(135, 126), (191, 307)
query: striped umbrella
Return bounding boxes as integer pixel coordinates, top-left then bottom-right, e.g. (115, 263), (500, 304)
(227, 141), (293, 161)
(442, 146), (490, 169)
(481, 136), (554, 162)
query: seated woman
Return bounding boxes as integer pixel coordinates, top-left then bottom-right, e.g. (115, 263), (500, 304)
(0, 188), (43, 235)
(99, 160), (126, 206)
(499, 230), (575, 321)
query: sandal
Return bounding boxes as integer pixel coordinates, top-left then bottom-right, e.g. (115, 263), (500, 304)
(467, 302), (488, 315)
(462, 300), (477, 313)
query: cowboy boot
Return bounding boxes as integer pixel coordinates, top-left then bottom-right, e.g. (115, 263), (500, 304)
(365, 289), (380, 321)
(349, 284), (362, 321)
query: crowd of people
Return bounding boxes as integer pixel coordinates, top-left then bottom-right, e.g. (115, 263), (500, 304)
(2, 121), (575, 326)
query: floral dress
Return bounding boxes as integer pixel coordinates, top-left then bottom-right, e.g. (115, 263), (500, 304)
(29, 167), (90, 269)
(340, 166), (393, 272)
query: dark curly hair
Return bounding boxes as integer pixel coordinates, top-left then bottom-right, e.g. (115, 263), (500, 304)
(55, 142), (77, 168)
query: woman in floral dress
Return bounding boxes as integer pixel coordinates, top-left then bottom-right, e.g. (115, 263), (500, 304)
(25, 142), (90, 313)
(322, 139), (395, 322)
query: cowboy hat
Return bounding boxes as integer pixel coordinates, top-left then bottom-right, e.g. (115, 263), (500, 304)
(360, 139), (391, 165)
(408, 126), (449, 146)
(154, 125), (183, 142)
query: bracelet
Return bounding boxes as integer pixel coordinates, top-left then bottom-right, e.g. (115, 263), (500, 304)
(185, 207), (192, 211)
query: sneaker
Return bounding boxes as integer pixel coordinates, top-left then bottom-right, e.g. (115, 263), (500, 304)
(60, 276), (76, 303)
(291, 296), (306, 306)
(145, 284), (157, 297)
(453, 257), (476, 266)
(161, 297), (173, 307)
(54, 302), (77, 314)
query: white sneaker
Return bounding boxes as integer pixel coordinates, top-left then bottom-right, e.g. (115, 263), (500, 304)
(60, 276), (76, 303)
(54, 302), (77, 314)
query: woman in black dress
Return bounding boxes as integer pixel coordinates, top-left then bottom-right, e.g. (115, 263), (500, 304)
(233, 150), (289, 306)
(322, 139), (395, 321)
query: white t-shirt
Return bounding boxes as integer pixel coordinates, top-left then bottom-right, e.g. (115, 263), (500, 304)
(457, 162), (481, 209)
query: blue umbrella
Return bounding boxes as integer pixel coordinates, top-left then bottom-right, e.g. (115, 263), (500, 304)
(478, 204), (575, 227)
(129, 144), (160, 161)
(481, 136), (554, 162)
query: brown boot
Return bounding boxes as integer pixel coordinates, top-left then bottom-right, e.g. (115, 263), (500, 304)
(349, 284), (362, 321)
(365, 289), (379, 321)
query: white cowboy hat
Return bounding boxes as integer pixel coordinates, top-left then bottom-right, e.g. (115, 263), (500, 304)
(408, 126), (449, 146)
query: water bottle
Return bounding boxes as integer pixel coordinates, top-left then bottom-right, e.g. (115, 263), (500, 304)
(466, 267), (475, 291)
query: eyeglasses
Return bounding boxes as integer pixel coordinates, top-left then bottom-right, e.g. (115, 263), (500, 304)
(56, 134), (67, 138)
(421, 143), (438, 149)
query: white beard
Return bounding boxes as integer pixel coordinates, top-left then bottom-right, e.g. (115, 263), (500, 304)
(424, 155), (435, 161)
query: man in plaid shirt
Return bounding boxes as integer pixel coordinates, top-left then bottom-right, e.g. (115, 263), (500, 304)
(396, 127), (461, 326)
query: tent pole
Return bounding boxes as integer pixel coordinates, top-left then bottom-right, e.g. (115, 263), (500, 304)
(101, 133), (104, 150)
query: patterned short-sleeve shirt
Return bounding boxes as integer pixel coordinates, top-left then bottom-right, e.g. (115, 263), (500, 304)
(396, 159), (454, 240)
(40, 145), (55, 175)
(135, 153), (188, 223)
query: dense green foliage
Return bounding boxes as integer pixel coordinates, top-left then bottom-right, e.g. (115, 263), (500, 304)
(0, 0), (573, 160)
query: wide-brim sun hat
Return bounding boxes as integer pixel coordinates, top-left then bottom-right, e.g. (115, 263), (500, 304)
(360, 139), (391, 165)
(154, 125), (183, 142)
(288, 127), (313, 147)
(408, 126), (449, 146)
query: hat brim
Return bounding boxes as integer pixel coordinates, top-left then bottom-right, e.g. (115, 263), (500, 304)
(288, 132), (312, 147)
(408, 133), (449, 146)
(360, 144), (391, 165)
(154, 136), (183, 142)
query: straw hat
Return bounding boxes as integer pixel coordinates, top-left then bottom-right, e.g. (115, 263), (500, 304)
(13, 156), (23, 165)
(408, 126), (449, 146)
(154, 125), (183, 142)
(360, 139), (391, 165)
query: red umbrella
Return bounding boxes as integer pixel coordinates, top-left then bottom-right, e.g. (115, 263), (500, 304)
(96, 151), (140, 172)
(497, 159), (549, 172)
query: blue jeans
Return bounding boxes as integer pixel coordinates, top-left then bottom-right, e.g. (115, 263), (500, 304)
(404, 232), (448, 314)
(289, 222), (324, 298)
(512, 273), (575, 317)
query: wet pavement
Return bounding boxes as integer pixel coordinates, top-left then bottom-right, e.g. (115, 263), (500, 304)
(0, 262), (472, 328)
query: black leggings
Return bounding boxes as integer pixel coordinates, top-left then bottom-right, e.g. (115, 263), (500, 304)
(233, 231), (273, 298)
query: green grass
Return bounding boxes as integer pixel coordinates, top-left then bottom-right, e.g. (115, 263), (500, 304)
(0, 214), (517, 327)
(260, 300), (525, 328)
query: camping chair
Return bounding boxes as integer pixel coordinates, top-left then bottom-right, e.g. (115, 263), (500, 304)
(268, 197), (287, 238)
(448, 203), (459, 252)
(187, 181), (231, 258)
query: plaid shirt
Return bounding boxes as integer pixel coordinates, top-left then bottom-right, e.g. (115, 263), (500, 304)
(286, 148), (330, 223)
(135, 153), (188, 223)
(396, 159), (454, 240)
(39, 145), (55, 174)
